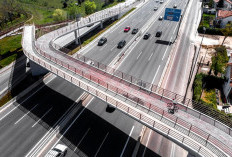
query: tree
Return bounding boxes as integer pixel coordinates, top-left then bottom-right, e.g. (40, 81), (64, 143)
(211, 46), (229, 75)
(53, 9), (67, 21)
(217, 0), (224, 8)
(67, 2), (79, 19)
(84, 0), (96, 15)
(221, 23), (232, 45)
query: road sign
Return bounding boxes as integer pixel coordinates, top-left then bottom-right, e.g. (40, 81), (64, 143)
(164, 8), (181, 22)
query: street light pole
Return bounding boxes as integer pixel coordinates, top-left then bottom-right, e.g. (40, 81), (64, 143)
(76, 15), (81, 49)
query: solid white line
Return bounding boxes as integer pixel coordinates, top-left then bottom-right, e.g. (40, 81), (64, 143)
(162, 37), (172, 60)
(148, 53), (153, 61)
(182, 44), (191, 93)
(170, 143), (176, 157)
(142, 129), (152, 157)
(120, 125), (134, 157)
(32, 107), (53, 128)
(47, 97), (94, 153)
(151, 65), (160, 86)
(26, 92), (85, 157)
(94, 132), (109, 157)
(137, 51), (143, 60)
(0, 77), (54, 122)
(111, 45), (116, 51)
(15, 104), (39, 125)
(76, 128), (91, 149)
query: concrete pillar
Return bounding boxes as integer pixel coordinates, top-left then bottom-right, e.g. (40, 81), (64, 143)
(74, 30), (79, 44)
(30, 60), (48, 76)
(100, 21), (103, 29)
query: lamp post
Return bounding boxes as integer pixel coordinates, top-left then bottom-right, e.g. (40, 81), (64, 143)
(76, 14), (82, 49)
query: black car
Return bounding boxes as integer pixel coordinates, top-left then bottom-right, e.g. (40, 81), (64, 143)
(156, 31), (162, 37)
(132, 28), (139, 34)
(98, 37), (107, 46)
(143, 33), (151, 39)
(117, 40), (126, 48)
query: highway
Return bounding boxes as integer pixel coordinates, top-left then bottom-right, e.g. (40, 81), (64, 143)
(81, 0), (169, 65)
(0, 76), (84, 156)
(117, 0), (187, 85)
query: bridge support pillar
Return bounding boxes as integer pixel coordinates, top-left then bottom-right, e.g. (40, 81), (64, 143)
(74, 30), (79, 45)
(100, 21), (103, 29)
(30, 60), (48, 76)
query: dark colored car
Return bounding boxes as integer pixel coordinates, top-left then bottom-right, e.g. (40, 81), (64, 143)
(117, 40), (126, 48)
(154, 7), (158, 11)
(156, 31), (162, 37)
(143, 33), (151, 39)
(132, 28), (139, 34)
(98, 37), (107, 46)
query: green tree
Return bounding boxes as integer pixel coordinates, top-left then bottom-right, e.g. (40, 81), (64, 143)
(84, 0), (96, 15)
(221, 23), (232, 45)
(53, 9), (67, 21)
(217, 0), (224, 8)
(67, 2), (79, 18)
(211, 46), (229, 75)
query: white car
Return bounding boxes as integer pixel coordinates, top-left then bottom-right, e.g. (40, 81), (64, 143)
(45, 144), (68, 157)
(160, 0), (163, 4)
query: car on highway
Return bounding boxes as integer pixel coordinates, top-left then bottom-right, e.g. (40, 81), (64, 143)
(173, 4), (177, 8)
(160, 0), (163, 3)
(117, 40), (126, 48)
(98, 37), (107, 46)
(132, 28), (139, 34)
(159, 16), (163, 20)
(154, 7), (158, 11)
(156, 31), (162, 37)
(143, 33), (151, 39)
(124, 26), (130, 32)
(45, 144), (68, 157)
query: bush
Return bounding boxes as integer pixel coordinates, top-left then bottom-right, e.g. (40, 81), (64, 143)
(198, 26), (223, 35)
(84, 0), (96, 15)
(53, 9), (67, 21)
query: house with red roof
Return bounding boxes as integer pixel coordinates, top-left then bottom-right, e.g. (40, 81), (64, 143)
(216, 10), (232, 27)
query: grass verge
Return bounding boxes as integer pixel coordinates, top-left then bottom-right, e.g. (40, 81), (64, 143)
(68, 7), (136, 55)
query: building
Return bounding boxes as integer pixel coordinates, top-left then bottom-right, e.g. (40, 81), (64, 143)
(216, 9), (232, 27)
(223, 54), (232, 104)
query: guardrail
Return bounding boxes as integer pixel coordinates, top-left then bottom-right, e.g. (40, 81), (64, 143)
(22, 24), (232, 156)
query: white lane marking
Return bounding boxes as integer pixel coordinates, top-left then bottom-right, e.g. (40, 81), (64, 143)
(151, 65), (160, 86)
(15, 104), (39, 125)
(94, 132), (109, 157)
(75, 128), (91, 150)
(26, 92), (85, 157)
(142, 129), (152, 157)
(162, 37), (172, 60)
(137, 51), (143, 60)
(47, 97), (94, 153)
(0, 77), (54, 122)
(99, 44), (107, 51)
(32, 107), (53, 128)
(148, 53), (153, 61)
(111, 45), (116, 51)
(120, 125), (134, 157)
(170, 143), (176, 157)
(182, 44), (191, 93)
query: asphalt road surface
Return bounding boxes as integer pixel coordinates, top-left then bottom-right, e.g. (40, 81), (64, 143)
(0, 76), (84, 157)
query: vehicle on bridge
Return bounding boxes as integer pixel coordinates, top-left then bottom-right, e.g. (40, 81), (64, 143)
(117, 40), (126, 48)
(45, 144), (68, 157)
(124, 26), (131, 32)
(98, 37), (107, 46)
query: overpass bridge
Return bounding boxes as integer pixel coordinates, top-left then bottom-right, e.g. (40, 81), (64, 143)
(22, 2), (232, 157)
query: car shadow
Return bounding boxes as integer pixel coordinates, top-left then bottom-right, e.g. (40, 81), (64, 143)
(155, 40), (172, 45)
